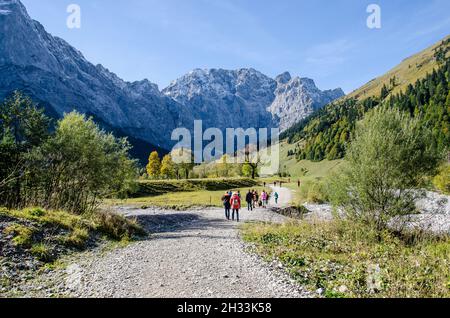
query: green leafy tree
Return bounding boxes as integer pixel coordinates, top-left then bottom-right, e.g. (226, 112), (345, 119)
(34, 112), (137, 213)
(241, 163), (253, 178)
(0, 91), (49, 208)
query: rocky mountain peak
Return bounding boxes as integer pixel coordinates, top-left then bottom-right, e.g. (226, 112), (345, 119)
(275, 72), (292, 84)
(269, 74), (345, 131)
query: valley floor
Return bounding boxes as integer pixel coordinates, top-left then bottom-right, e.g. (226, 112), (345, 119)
(4, 186), (449, 298)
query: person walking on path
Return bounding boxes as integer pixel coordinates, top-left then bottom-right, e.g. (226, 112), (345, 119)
(230, 192), (241, 222)
(221, 192), (231, 220)
(261, 191), (268, 208)
(246, 190), (253, 211)
(253, 190), (259, 209)
(274, 192), (279, 205)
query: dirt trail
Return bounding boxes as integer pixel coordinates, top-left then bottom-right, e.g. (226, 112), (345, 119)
(61, 204), (310, 298)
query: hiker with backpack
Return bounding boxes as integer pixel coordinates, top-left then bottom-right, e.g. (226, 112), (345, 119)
(230, 192), (241, 222)
(221, 192), (231, 220)
(246, 190), (253, 211)
(274, 192), (279, 205)
(253, 190), (259, 209)
(261, 191), (268, 208)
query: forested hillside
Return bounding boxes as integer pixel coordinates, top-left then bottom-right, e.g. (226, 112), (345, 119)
(281, 38), (450, 161)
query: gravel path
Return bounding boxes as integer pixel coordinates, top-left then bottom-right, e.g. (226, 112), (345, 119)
(62, 206), (311, 298)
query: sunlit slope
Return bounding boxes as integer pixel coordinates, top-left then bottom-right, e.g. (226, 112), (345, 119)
(347, 35), (450, 100)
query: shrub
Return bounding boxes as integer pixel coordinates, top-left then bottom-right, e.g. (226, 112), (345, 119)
(329, 107), (441, 231)
(30, 243), (53, 262)
(433, 164), (450, 194)
(30, 112), (138, 213)
(299, 179), (329, 204)
(62, 227), (90, 249)
(92, 211), (146, 241)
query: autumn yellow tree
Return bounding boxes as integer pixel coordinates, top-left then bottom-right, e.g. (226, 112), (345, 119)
(146, 151), (161, 179)
(160, 154), (175, 179)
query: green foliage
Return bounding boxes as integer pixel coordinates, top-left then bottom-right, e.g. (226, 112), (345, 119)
(242, 220), (450, 298)
(0, 91), (50, 208)
(34, 112), (137, 212)
(328, 107), (441, 231)
(299, 179), (329, 204)
(282, 43), (450, 162)
(434, 164), (450, 194)
(1, 94), (137, 213)
(434, 38), (450, 64)
(241, 163), (253, 178)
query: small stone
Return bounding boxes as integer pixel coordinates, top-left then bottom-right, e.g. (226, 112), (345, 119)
(338, 285), (348, 293)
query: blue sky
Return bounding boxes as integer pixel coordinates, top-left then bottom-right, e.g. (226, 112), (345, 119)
(22, 0), (450, 93)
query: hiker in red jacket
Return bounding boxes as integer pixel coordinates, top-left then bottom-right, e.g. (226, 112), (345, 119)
(230, 192), (241, 222)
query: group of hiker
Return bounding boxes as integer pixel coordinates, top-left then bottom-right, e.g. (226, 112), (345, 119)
(221, 189), (279, 222)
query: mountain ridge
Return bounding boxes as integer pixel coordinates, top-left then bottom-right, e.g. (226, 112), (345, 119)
(0, 0), (344, 162)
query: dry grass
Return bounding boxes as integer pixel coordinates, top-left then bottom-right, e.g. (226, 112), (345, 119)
(242, 220), (450, 298)
(0, 207), (146, 263)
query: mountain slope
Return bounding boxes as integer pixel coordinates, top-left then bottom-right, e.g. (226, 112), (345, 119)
(162, 68), (277, 131)
(281, 36), (450, 162)
(347, 35), (450, 100)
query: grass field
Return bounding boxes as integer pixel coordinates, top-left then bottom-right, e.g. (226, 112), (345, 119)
(109, 179), (270, 209)
(133, 178), (259, 197)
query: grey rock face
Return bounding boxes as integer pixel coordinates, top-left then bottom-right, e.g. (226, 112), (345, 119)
(0, 0), (344, 156)
(0, 0), (188, 150)
(165, 69), (345, 133)
(162, 68), (277, 131)
(269, 74), (345, 131)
